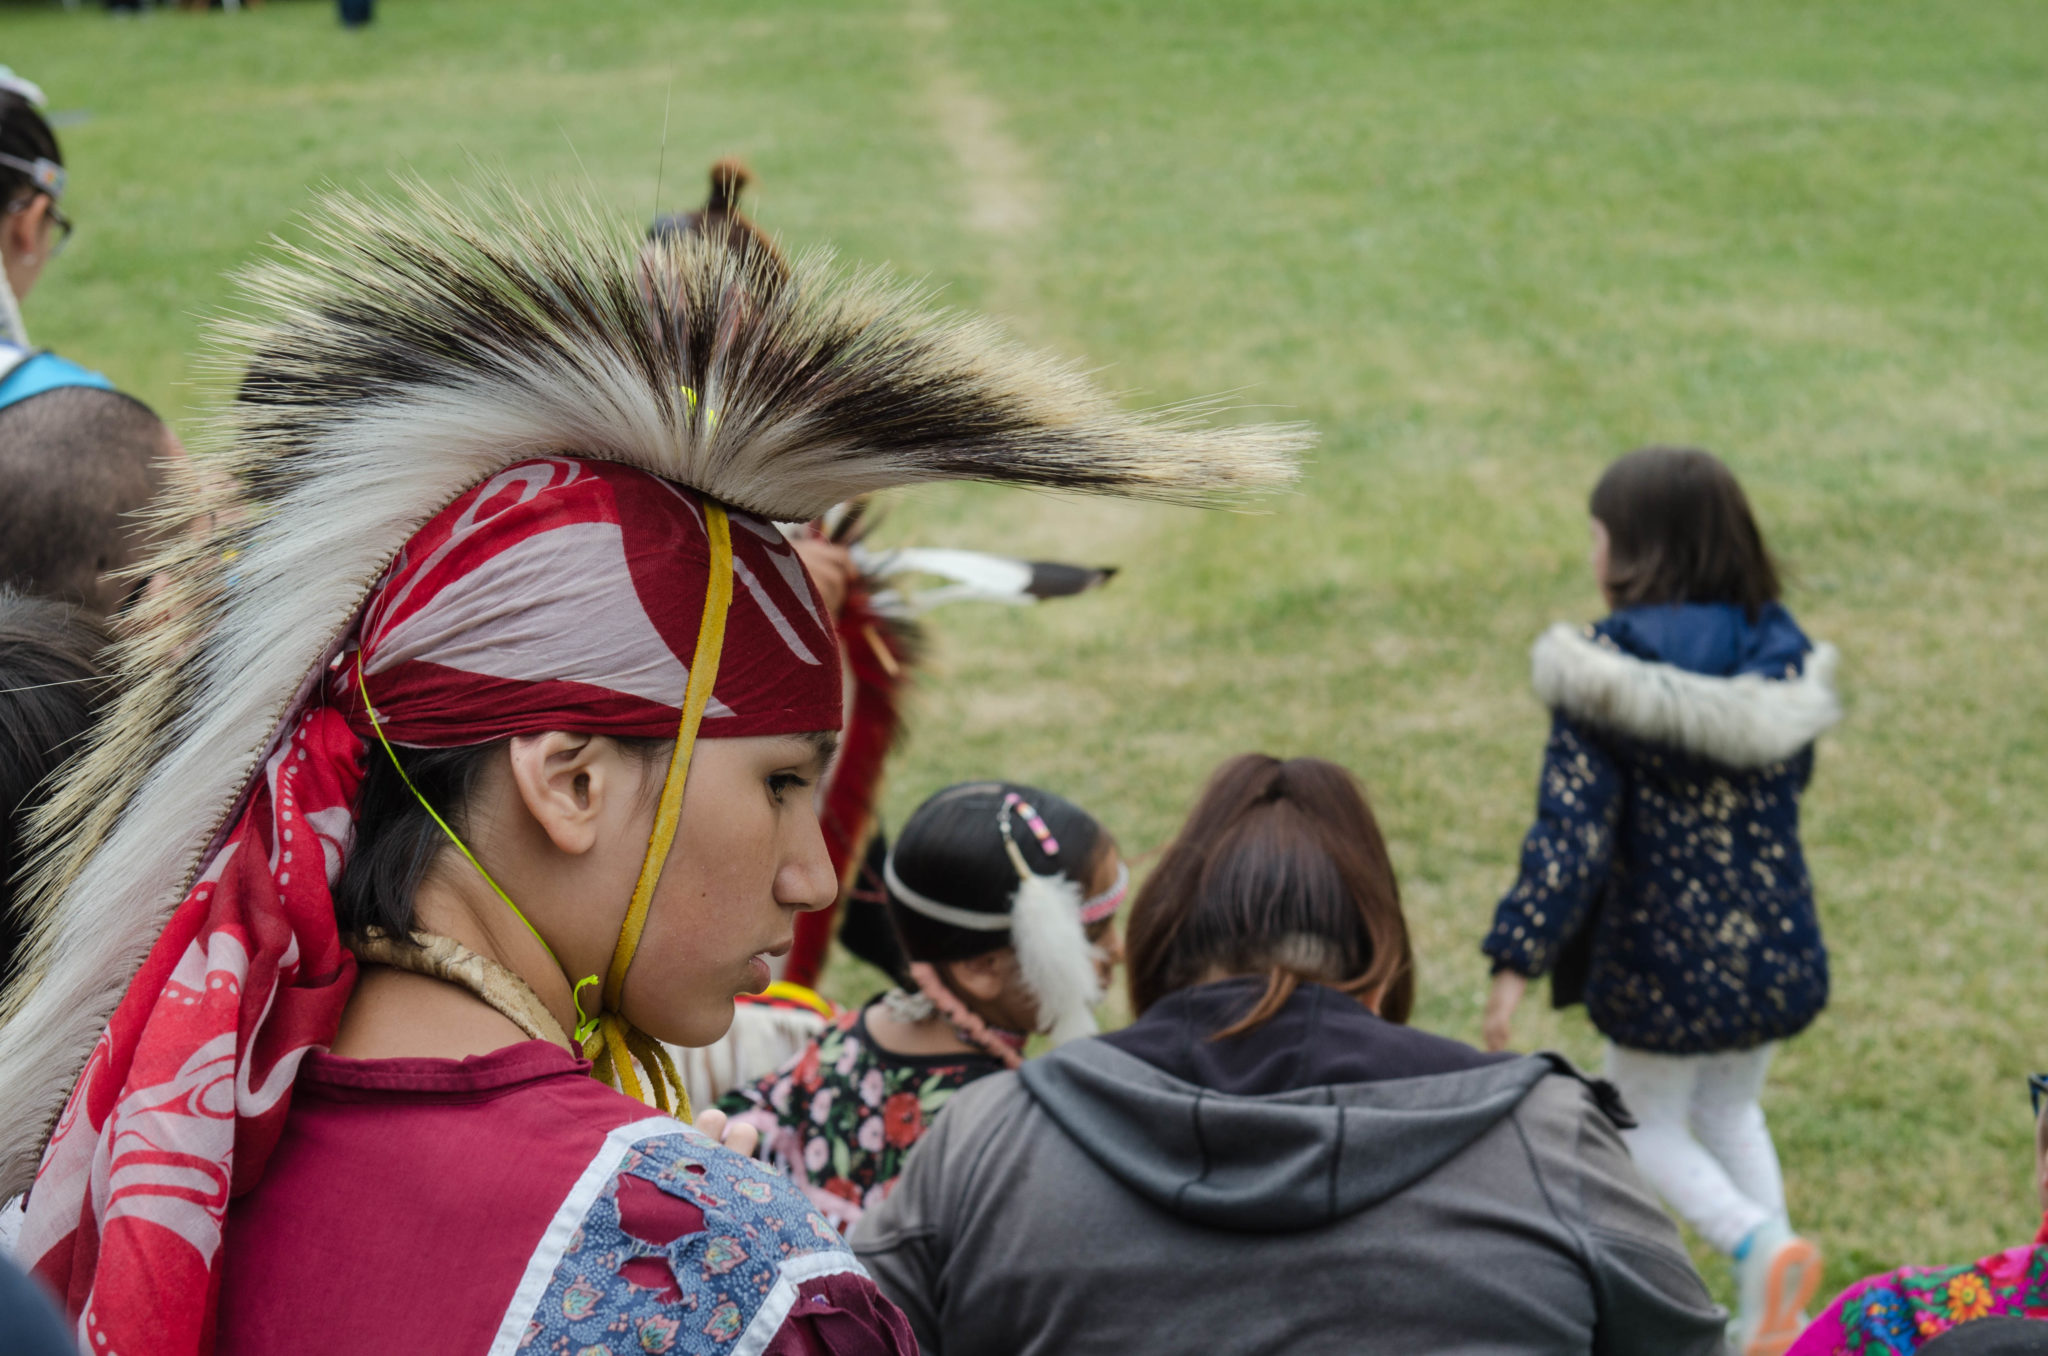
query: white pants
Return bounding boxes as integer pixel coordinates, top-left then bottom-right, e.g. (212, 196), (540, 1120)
(1604, 1043), (1785, 1256)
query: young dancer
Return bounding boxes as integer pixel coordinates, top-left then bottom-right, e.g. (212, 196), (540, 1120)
(0, 177), (1301, 1352)
(1481, 446), (1842, 1356)
(722, 781), (1125, 1231)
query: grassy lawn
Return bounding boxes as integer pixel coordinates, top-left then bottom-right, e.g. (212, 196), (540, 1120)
(9, 0), (2047, 1302)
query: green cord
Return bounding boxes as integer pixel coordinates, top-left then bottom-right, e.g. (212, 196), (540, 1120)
(355, 649), (601, 1039)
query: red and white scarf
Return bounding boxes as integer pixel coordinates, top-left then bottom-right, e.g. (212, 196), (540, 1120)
(20, 457), (840, 1355)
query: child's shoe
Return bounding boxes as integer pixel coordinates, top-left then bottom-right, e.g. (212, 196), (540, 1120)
(1731, 1217), (1822, 1356)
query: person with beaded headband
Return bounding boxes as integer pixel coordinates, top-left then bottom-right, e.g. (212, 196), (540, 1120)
(720, 781), (1123, 1233)
(0, 178), (1303, 1354)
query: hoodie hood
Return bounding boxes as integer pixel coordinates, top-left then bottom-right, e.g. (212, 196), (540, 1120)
(1017, 981), (1570, 1233)
(1602, 601), (1809, 679)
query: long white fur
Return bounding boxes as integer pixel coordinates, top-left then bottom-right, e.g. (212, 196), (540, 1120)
(1007, 871), (1101, 1047)
(0, 176), (1305, 1194)
(1531, 622), (1842, 768)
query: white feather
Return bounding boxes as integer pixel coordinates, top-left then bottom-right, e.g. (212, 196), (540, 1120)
(1008, 871), (1101, 1047)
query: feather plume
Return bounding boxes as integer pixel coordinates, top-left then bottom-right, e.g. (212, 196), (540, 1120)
(0, 175), (1304, 1192)
(1009, 871), (1101, 1047)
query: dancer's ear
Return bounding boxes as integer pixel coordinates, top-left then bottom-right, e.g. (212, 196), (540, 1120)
(506, 732), (627, 855)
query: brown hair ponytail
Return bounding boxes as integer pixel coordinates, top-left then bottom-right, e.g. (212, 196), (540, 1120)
(1124, 754), (1413, 1036)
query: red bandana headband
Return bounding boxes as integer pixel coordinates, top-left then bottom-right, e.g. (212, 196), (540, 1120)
(22, 457), (840, 1356)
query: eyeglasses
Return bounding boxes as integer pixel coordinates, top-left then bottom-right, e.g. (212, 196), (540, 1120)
(5, 193), (71, 258)
(0, 151), (74, 259)
(43, 199), (72, 257)
(2028, 1072), (2048, 1120)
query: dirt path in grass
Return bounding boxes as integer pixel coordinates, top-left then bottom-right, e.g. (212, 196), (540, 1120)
(903, 0), (1044, 317)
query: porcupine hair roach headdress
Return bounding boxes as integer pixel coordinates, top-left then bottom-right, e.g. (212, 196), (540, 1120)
(0, 175), (1307, 1197)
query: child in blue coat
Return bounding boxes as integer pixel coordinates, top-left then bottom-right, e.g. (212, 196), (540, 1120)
(1481, 446), (1842, 1356)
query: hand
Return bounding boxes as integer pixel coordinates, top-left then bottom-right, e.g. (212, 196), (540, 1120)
(1482, 970), (1527, 1053)
(790, 536), (856, 618)
(691, 1106), (761, 1158)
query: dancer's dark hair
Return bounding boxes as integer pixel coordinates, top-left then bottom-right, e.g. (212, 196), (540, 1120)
(1124, 753), (1413, 1036)
(0, 90), (60, 211)
(0, 591), (109, 984)
(882, 781), (1106, 978)
(335, 737), (667, 943)
(1590, 446), (1781, 617)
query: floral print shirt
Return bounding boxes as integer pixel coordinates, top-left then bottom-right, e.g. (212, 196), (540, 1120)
(719, 1002), (1005, 1234)
(1789, 1232), (2048, 1354)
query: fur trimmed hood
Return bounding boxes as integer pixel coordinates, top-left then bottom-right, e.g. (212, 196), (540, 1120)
(0, 176), (1308, 1194)
(1531, 622), (1841, 768)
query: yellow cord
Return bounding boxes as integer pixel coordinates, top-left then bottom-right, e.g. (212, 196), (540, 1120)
(355, 650), (603, 1043)
(579, 501), (733, 1124)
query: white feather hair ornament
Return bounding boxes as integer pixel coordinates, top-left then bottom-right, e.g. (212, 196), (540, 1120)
(1006, 867), (1103, 1047)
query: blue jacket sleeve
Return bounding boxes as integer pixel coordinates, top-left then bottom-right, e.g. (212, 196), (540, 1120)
(1483, 715), (1623, 978)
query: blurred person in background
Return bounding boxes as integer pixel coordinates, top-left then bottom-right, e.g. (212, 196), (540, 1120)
(854, 753), (1725, 1355)
(1481, 446), (1841, 1356)
(1787, 1075), (2048, 1354)
(0, 590), (112, 1257)
(0, 68), (74, 347)
(0, 1255), (70, 1356)
(0, 384), (179, 615)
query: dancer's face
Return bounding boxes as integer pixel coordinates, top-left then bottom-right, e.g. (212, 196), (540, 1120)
(499, 730), (837, 1048)
(624, 733), (839, 1046)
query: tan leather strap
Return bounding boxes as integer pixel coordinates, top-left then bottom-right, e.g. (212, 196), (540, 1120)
(346, 928), (573, 1052)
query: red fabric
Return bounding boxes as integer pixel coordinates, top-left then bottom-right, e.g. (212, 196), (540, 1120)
(344, 457), (841, 744)
(214, 1044), (647, 1354)
(768, 1271), (921, 1356)
(21, 458), (843, 1356)
(214, 1044), (910, 1355)
(790, 583), (910, 988)
(27, 710), (363, 1356)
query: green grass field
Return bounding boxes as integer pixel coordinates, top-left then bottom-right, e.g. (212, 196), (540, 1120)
(8, 0), (2047, 1303)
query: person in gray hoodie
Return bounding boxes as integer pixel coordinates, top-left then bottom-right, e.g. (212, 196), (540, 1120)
(852, 753), (1727, 1355)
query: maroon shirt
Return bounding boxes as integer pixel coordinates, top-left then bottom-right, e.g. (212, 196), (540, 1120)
(216, 1041), (914, 1354)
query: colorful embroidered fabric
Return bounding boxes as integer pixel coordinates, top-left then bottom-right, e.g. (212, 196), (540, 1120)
(509, 1123), (905, 1355)
(1790, 1236), (2048, 1355)
(718, 1004), (1005, 1234)
(21, 458), (842, 1356)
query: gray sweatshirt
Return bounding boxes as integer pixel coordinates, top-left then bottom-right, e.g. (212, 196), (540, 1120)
(852, 980), (1725, 1355)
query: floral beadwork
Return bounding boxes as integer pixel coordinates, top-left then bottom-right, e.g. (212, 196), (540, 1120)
(717, 1003), (1005, 1233)
(1805, 1244), (2048, 1354)
(516, 1126), (862, 1354)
